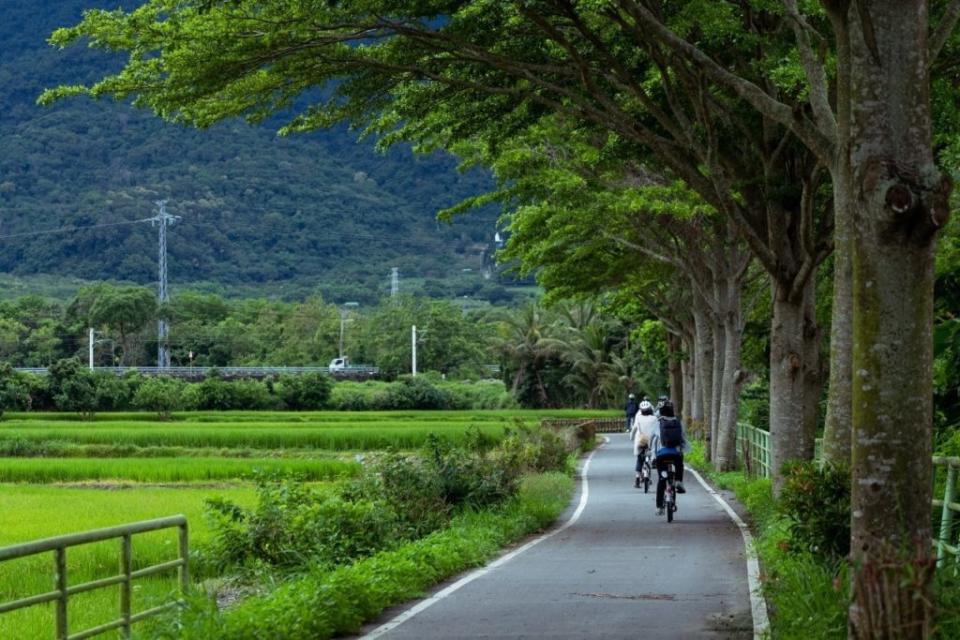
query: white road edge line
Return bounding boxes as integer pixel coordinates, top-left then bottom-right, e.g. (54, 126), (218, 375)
(360, 437), (607, 640)
(688, 467), (770, 640)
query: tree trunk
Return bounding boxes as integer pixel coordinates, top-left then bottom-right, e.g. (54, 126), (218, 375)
(715, 279), (743, 472)
(682, 334), (695, 423)
(666, 332), (684, 413)
(824, 12), (854, 467)
(802, 277), (822, 460)
(843, 3), (946, 636)
(711, 316), (725, 462)
(768, 276), (818, 490)
(692, 303), (714, 459)
(823, 195), (853, 466)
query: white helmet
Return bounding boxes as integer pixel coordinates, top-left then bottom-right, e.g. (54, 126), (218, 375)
(639, 400), (653, 411)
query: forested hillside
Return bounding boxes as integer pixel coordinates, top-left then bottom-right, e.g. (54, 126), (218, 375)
(0, 0), (499, 302)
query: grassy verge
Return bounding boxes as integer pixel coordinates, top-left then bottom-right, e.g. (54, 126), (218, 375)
(146, 472), (574, 640)
(687, 443), (848, 640)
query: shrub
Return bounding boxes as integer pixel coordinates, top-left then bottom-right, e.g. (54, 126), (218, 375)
(383, 376), (451, 410)
(328, 381), (393, 410)
(205, 479), (402, 571)
(92, 371), (134, 411)
(492, 422), (569, 475)
(133, 376), (190, 419)
(345, 454), (450, 537)
(47, 358), (99, 419)
(276, 373), (332, 410)
(196, 377), (276, 410)
(0, 364), (27, 420)
(438, 379), (518, 410)
(203, 424), (569, 575)
(18, 373), (52, 411)
(779, 461), (851, 560)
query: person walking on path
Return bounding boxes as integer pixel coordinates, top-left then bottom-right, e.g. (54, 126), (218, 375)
(624, 393), (639, 432)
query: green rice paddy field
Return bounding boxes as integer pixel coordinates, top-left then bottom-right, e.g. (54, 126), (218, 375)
(0, 409), (612, 639)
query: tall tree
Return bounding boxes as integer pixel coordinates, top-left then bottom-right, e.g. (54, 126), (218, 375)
(45, 1), (959, 631)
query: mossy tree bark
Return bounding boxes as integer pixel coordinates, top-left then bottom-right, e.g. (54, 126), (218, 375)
(841, 2), (949, 636)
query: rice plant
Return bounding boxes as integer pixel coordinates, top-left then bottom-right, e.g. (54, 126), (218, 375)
(0, 457), (360, 483)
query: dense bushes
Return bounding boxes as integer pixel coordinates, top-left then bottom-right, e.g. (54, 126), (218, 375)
(329, 377), (516, 411)
(164, 473), (574, 640)
(779, 462), (851, 560)
(195, 377), (276, 411)
(133, 376), (192, 418)
(274, 373), (332, 410)
(0, 360), (516, 416)
(201, 424), (568, 574)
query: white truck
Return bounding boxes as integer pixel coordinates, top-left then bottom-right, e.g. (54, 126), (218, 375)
(328, 357), (349, 372)
(328, 357), (378, 378)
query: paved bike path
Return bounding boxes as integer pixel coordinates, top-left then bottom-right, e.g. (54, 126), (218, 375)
(356, 434), (755, 639)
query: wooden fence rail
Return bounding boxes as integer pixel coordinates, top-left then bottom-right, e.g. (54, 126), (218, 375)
(735, 424), (959, 568)
(0, 515), (189, 640)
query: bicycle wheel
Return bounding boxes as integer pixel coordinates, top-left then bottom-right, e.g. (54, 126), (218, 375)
(643, 476), (650, 493)
(667, 498), (674, 522)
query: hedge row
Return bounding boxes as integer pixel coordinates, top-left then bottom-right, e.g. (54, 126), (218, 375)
(0, 360), (516, 416)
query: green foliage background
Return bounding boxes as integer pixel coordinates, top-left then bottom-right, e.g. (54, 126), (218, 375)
(0, 0), (499, 302)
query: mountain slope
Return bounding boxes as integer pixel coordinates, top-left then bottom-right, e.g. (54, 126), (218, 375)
(0, 0), (499, 302)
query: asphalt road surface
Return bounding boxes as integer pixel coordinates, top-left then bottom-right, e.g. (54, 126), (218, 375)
(357, 434), (755, 640)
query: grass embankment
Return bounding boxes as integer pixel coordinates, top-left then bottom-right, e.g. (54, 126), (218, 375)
(156, 473), (574, 640)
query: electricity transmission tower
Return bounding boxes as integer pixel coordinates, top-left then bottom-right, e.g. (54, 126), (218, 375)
(151, 200), (180, 369)
(391, 267), (399, 297)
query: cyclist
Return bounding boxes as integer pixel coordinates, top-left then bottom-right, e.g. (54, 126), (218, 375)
(652, 401), (687, 515)
(654, 394), (668, 417)
(630, 400), (658, 488)
(624, 393), (639, 432)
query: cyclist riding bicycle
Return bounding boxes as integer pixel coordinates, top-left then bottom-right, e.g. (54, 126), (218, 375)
(652, 401), (688, 515)
(654, 394), (669, 417)
(629, 400), (658, 488)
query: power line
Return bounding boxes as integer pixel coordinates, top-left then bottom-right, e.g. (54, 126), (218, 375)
(0, 218), (155, 241)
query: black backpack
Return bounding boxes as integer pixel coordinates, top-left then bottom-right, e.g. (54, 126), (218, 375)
(659, 417), (683, 448)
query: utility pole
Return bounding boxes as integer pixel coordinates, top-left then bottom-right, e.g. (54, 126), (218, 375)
(338, 302), (359, 358)
(88, 328), (94, 371)
(151, 200), (180, 369)
(391, 267), (399, 297)
(411, 325), (417, 377)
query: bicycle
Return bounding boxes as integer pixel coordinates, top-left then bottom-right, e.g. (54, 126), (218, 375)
(661, 462), (678, 523)
(640, 456), (652, 493)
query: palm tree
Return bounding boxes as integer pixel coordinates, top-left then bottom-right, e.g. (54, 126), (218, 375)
(553, 301), (625, 408)
(493, 304), (561, 407)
